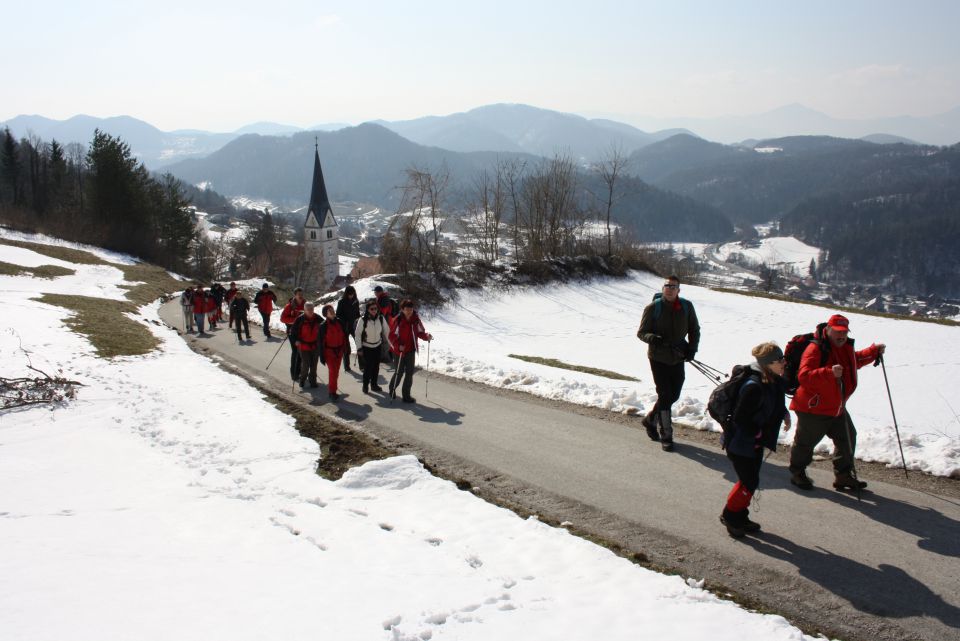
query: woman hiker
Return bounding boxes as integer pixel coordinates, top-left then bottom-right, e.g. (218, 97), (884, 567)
(720, 342), (791, 538)
(318, 304), (350, 401)
(354, 298), (390, 395)
(388, 299), (433, 404)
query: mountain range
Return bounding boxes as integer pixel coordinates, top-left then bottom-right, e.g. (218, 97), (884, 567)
(6, 102), (955, 174)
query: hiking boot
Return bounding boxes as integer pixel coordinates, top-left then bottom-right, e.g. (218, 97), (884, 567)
(370, 385), (384, 393)
(402, 396), (416, 404)
(362, 383), (369, 394)
(658, 410), (673, 443)
(298, 380), (306, 389)
(309, 381), (318, 389)
(329, 392), (340, 401)
(641, 412), (660, 441)
(720, 509), (746, 539)
(660, 440), (674, 452)
(742, 509), (761, 533)
(790, 469), (814, 490)
(834, 471), (867, 491)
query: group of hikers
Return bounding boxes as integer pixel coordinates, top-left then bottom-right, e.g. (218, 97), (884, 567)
(177, 281), (278, 339)
(281, 284), (433, 403)
(180, 281), (433, 404)
(637, 275), (886, 539)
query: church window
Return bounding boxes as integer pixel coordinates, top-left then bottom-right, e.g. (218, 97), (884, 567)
(327, 230), (333, 239)
(310, 231), (316, 240)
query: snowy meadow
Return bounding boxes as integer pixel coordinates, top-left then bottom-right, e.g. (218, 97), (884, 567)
(0, 232), (823, 640)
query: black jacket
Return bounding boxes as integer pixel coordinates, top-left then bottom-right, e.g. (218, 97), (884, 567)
(336, 296), (360, 333)
(229, 297), (250, 316)
(727, 365), (788, 457)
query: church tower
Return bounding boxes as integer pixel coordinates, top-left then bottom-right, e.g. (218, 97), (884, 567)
(302, 142), (339, 295)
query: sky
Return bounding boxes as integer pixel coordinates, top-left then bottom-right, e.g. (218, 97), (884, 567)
(3, 0), (960, 132)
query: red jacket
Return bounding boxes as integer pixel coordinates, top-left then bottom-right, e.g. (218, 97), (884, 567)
(254, 289), (277, 314)
(389, 312), (429, 355)
(192, 291), (210, 314)
(790, 338), (882, 416)
(292, 314), (321, 352)
(280, 298), (305, 326)
(225, 287), (238, 303)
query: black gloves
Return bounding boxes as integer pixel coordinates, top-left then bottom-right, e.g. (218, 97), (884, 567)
(649, 335), (665, 347)
(684, 348), (697, 362)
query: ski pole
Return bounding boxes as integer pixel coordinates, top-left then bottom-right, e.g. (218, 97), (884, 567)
(839, 378), (862, 502)
(690, 360), (722, 385)
(266, 338), (287, 370)
(876, 354), (908, 478)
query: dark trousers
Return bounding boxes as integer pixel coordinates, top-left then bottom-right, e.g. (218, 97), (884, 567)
(362, 346), (382, 387)
(287, 335), (301, 381)
(728, 450), (765, 494)
(343, 339), (353, 371)
(298, 350), (319, 385)
(260, 311), (271, 336)
(649, 360), (685, 414)
(391, 352), (416, 397)
(234, 316), (250, 339)
(790, 410), (857, 474)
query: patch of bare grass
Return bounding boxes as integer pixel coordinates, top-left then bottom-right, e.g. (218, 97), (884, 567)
(37, 294), (158, 358)
(508, 354), (640, 382)
(0, 238), (107, 265)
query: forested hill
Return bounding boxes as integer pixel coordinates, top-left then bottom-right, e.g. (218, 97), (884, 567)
(780, 144), (960, 296)
(165, 123), (734, 242)
(630, 135), (949, 224)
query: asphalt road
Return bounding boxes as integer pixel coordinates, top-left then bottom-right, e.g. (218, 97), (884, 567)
(160, 300), (960, 641)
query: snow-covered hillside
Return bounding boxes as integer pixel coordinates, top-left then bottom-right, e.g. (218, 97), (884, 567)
(716, 237), (821, 273)
(387, 272), (958, 477)
(0, 232), (819, 639)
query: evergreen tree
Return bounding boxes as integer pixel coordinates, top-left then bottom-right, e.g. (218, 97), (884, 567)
(155, 174), (198, 270)
(1, 128), (20, 205)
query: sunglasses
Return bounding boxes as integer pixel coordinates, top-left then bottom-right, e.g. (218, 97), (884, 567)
(663, 284), (679, 289)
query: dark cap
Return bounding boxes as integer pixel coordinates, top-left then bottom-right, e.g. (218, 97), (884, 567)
(262, 283), (269, 289)
(373, 285), (384, 293)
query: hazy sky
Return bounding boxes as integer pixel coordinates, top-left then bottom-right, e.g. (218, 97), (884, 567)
(4, 0), (960, 131)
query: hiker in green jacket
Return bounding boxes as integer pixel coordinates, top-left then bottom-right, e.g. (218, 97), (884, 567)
(637, 275), (701, 451)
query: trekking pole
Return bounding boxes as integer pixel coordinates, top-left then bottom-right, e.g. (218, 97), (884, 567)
(692, 359), (726, 378)
(425, 339), (431, 400)
(839, 379), (862, 502)
(266, 338), (287, 370)
(689, 360), (722, 385)
(389, 349), (401, 404)
(875, 354), (908, 478)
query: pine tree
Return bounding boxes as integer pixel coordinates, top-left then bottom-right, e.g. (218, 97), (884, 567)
(1, 128), (20, 205)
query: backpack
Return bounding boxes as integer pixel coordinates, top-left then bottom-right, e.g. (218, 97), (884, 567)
(783, 323), (829, 396)
(652, 292), (691, 320)
(707, 365), (759, 444)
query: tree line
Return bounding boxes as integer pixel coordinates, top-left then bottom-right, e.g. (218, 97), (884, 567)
(0, 128), (196, 272)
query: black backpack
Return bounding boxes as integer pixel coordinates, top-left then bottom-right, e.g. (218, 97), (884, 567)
(783, 323), (829, 396)
(651, 292), (691, 320)
(707, 365), (757, 441)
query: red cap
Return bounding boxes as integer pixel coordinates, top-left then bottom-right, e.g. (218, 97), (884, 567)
(827, 314), (850, 332)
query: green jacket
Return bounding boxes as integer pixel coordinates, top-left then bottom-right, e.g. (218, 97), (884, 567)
(637, 297), (701, 365)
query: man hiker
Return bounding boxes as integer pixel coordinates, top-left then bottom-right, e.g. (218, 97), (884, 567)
(253, 283), (278, 337)
(388, 299), (433, 403)
(179, 286), (195, 333)
(230, 290), (251, 341)
(636, 275), (701, 451)
(373, 285), (399, 365)
(280, 288), (307, 381)
(192, 286), (210, 335)
(788, 314), (885, 491)
(291, 302), (322, 389)
(225, 282), (239, 328)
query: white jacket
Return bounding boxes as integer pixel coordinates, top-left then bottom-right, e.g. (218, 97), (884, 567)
(354, 314), (390, 348)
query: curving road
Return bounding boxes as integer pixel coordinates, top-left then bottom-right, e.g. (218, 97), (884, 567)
(160, 300), (960, 641)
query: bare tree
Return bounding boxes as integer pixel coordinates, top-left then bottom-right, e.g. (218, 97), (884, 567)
(463, 167), (506, 262)
(595, 143), (628, 257)
(384, 165), (451, 280)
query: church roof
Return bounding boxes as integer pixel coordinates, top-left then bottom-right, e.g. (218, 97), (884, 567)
(306, 145), (336, 229)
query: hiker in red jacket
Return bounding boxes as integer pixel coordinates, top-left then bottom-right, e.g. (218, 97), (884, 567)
(318, 304), (350, 401)
(788, 314), (885, 492)
(192, 286), (210, 335)
(291, 302), (321, 388)
(253, 283), (278, 337)
(387, 299), (432, 403)
(280, 288), (307, 382)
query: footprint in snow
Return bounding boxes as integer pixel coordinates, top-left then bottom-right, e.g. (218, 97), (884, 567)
(425, 537), (442, 546)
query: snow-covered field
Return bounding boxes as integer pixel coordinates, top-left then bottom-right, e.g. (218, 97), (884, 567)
(0, 233), (820, 639)
(717, 237), (821, 273)
(408, 273), (960, 478)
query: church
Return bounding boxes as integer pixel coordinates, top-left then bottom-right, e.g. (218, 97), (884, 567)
(301, 143), (339, 295)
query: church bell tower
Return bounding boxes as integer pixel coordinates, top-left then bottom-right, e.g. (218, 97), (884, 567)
(302, 141), (339, 295)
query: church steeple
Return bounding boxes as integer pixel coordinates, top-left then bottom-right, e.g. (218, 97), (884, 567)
(306, 139), (336, 229)
(301, 139), (339, 294)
